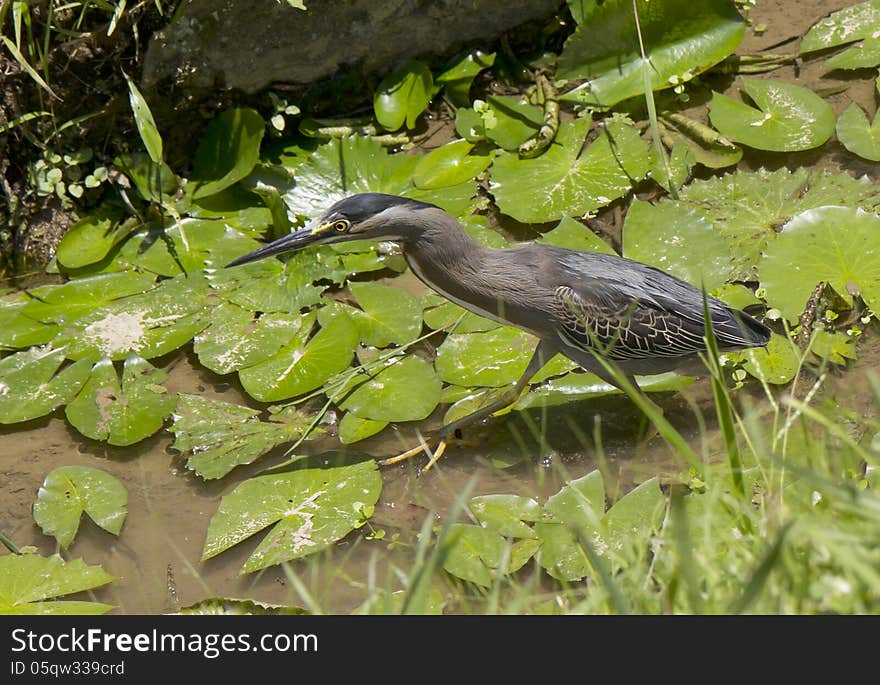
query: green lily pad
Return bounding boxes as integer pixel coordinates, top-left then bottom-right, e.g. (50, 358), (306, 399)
(622, 200), (733, 290)
(55, 205), (129, 270)
(202, 452), (382, 573)
(53, 272), (212, 361)
(676, 168), (880, 280)
(534, 521), (590, 582)
(284, 136), (475, 221)
(65, 355), (174, 446)
(824, 37), (880, 70)
(435, 326), (535, 388)
(436, 49), (495, 106)
(0, 348), (93, 424)
(836, 103), (880, 162)
(490, 116), (650, 224)
(708, 78), (835, 152)
(344, 281), (424, 348)
(413, 140), (492, 190)
(537, 216), (616, 254)
(422, 293), (500, 333)
(195, 303), (305, 375)
(455, 96), (544, 151)
(441, 524), (506, 587)
(177, 598), (308, 615)
(516, 371), (694, 409)
(192, 107), (265, 199)
(651, 137), (696, 193)
(171, 394), (316, 479)
(810, 330), (858, 365)
(470, 494), (541, 539)
(374, 60), (433, 131)
(801, 1), (880, 54)
(544, 470), (606, 533)
(187, 184), (274, 235)
(238, 313), (357, 402)
(32, 466), (127, 547)
(338, 413), (388, 444)
(759, 206), (880, 321)
(558, 0), (745, 108)
(0, 554), (114, 615)
(600, 477), (664, 565)
(736, 332), (800, 385)
(339, 355), (441, 422)
(443, 387), (512, 424)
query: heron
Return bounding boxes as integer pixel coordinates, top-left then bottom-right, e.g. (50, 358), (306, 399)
(227, 192), (770, 469)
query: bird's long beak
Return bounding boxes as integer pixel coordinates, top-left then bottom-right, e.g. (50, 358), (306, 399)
(225, 224), (326, 268)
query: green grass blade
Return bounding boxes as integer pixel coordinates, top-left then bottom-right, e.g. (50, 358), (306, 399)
(123, 71), (163, 164)
(1, 35), (59, 99)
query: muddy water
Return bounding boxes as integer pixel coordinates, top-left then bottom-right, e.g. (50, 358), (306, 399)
(2, 0), (879, 614)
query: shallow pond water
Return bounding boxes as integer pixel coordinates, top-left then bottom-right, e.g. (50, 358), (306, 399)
(2, 0), (879, 614)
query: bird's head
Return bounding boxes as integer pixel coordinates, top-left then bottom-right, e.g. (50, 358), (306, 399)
(226, 192), (439, 267)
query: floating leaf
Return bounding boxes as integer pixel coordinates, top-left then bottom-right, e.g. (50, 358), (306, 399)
(708, 78), (835, 152)
(284, 136), (475, 221)
(374, 60), (433, 131)
(441, 524), (506, 587)
(558, 0), (745, 108)
(435, 326), (535, 388)
(490, 117), (650, 223)
(339, 355), (441, 422)
(177, 597), (307, 615)
(338, 413), (388, 444)
(463, 96), (544, 151)
(422, 293), (500, 334)
(0, 554), (114, 615)
(600, 477), (664, 565)
(55, 205), (129, 270)
(801, 1), (880, 54)
(202, 452), (382, 573)
(534, 521), (590, 582)
(171, 394), (315, 479)
(192, 108), (265, 199)
(544, 470), (606, 533)
(195, 303), (304, 375)
(33, 466), (127, 547)
(53, 273), (212, 361)
(65, 355), (174, 446)
(836, 103), (880, 162)
(413, 140), (492, 189)
(0, 349), (93, 424)
(759, 206), (880, 321)
(537, 216), (615, 254)
(824, 37), (880, 70)
(123, 73), (162, 164)
(239, 313), (357, 402)
(436, 50), (495, 106)
(517, 371), (694, 409)
(810, 330), (858, 365)
(737, 333), (800, 385)
(344, 281), (424, 348)
(622, 200), (733, 290)
(187, 185), (274, 236)
(471, 494), (541, 539)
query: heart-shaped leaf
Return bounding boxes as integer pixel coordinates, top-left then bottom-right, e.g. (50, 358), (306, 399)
(435, 50), (495, 106)
(470, 494), (541, 539)
(0, 349), (93, 424)
(836, 103), (880, 161)
(33, 466), (127, 547)
(435, 326), (535, 388)
(0, 554), (114, 615)
(412, 140), (492, 189)
(339, 355), (441, 422)
(202, 452), (382, 573)
(334, 281), (424, 348)
(373, 60), (433, 131)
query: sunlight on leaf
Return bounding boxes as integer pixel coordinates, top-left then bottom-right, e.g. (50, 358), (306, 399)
(0, 554), (114, 615)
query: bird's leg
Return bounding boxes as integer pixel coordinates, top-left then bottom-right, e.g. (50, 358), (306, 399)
(379, 340), (555, 471)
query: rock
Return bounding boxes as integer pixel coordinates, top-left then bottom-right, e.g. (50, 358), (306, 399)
(143, 0), (560, 93)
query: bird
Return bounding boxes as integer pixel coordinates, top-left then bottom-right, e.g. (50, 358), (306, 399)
(227, 192), (771, 469)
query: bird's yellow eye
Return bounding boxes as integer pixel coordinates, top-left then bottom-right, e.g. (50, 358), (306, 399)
(333, 220), (349, 232)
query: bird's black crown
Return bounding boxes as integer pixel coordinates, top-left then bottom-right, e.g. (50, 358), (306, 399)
(323, 193), (438, 224)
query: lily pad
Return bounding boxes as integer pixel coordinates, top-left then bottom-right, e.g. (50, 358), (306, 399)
(737, 332), (800, 385)
(53, 272), (212, 361)
(238, 313), (357, 402)
(836, 103), (880, 162)
(516, 371), (694, 409)
(413, 140), (492, 190)
(194, 303), (305, 375)
(55, 205), (129, 270)
(0, 348), (93, 424)
(810, 330), (858, 365)
(544, 470), (606, 533)
(338, 413), (388, 444)
(0, 554), (114, 615)
(435, 326), (535, 388)
(534, 521), (590, 582)
(344, 281), (424, 348)
(373, 60), (433, 131)
(422, 293), (500, 334)
(801, 1), (880, 54)
(436, 49), (495, 106)
(537, 216), (616, 254)
(441, 524), (506, 587)
(558, 0), (745, 108)
(708, 78), (835, 152)
(171, 394), (316, 479)
(824, 37), (880, 70)
(65, 355), (174, 446)
(471, 494), (541, 539)
(284, 136), (475, 221)
(490, 116), (650, 224)
(202, 452), (382, 573)
(192, 107), (265, 199)
(758, 206), (880, 321)
(338, 355), (442, 422)
(622, 200), (733, 290)
(32, 466), (127, 547)
(600, 477), (665, 565)
(456, 96), (544, 151)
